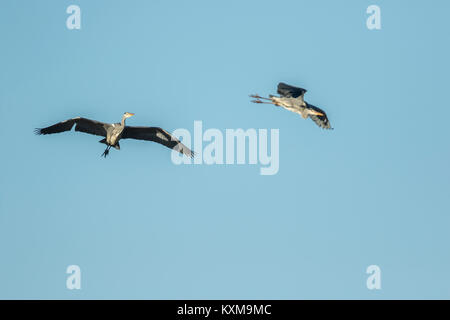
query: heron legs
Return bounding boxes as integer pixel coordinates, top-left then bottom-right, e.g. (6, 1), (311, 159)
(250, 94), (271, 100)
(101, 145), (111, 158)
(249, 94), (279, 106)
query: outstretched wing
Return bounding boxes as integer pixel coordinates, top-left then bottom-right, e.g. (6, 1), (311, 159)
(35, 117), (109, 137)
(307, 105), (333, 130)
(122, 126), (195, 158)
(277, 82), (307, 98)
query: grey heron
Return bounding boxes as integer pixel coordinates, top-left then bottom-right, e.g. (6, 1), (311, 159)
(250, 82), (333, 129)
(35, 112), (195, 158)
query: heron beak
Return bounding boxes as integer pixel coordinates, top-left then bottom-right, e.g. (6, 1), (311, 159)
(311, 111), (324, 116)
(128, 113), (135, 117)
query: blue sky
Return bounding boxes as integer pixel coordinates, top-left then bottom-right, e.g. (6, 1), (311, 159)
(0, 0), (449, 299)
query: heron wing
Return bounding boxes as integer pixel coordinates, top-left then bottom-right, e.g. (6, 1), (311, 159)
(35, 117), (109, 137)
(277, 82), (307, 98)
(122, 126), (195, 158)
(307, 105), (333, 130)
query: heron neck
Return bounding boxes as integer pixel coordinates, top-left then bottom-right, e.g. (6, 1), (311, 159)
(121, 116), (127, 127)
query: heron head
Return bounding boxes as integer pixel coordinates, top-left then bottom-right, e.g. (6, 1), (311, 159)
(124, 112), (135, 118)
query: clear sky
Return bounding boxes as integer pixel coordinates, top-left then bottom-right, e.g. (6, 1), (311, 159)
(0, 0), (449, 299)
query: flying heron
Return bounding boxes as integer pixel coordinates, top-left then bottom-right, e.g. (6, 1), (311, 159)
(35, 112), (195, 158)
(250, 82), (333, 129)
